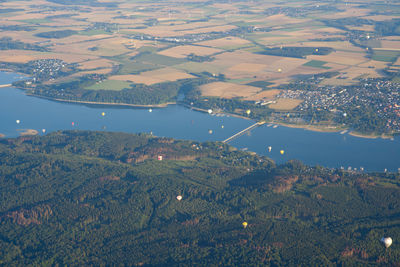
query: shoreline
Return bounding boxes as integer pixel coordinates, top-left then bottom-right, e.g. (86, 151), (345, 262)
(26, 93), (175, 108)
(18, 90), (397, 140)
(273, 122), (344, 133)
(348, 131), (394, 139)
(0, 133), (4, 138)
(17, 129), (39, 136)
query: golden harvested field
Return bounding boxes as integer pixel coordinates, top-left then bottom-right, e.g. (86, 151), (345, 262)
(307, 51), (368, 66)
(195, 37), (251, 48)
(291, 41), (364, 53)
(1, 0), (398, 103)
(158, 45), (222, 58)
(244, 89), (281, 101)
(380, 40), (400, 50)
(109, 67), (195, 85)
(358, 60), (389, 69)
(200, 81), (261, 99)
(228, 63), (267, 72)
(52, 36), (131, 57)
(393, 57), (400, 66)
(269, 99), (303, 110)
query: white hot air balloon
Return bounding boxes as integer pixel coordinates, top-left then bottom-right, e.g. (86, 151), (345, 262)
(42, 129), (46, 133)
(207, 109), (213, 114)
(268, 146), (272, 152)
(381, 237), (393, 248)
(176, 195), (182, 201)
(16, 120), (20, 124)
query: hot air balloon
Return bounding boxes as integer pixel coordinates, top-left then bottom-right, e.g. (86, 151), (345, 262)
(280, 150), (285, 155)
(16, 120), (20, 124)
(268, 146), (272, 152)
(71, 122), (75, 126)
(101, 112), (105, 116)
(221, 125), (224, 129)
(176, 195), (182, 201)
(149, 108), (153, 112)
(42, 129), (46, 133)
(277, 68), (282, 72)
(246, 109), (251, 115)
(208, 129), (213, 134)
(208, 109), (213, 114)
(381, 237), (393, 248)
(242, 222), (248, 228)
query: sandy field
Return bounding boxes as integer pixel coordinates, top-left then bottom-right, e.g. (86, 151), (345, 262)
(380, 40), (400, 50)
(195, 37), (251, 48)
(200, 81), (261, 99)
(269, 99), (303, 110)
(307, 51), (368, 66)
(244, 89), (281, 101)
(158, 45), (221, 58)
(109, 67), (194, 85)
(0, 50), (95, 64)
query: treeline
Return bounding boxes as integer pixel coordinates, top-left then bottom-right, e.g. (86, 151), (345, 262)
(257, 47), (334, 58)
(375, 19), (400, 36)
(47, 0), (118, 7)
(0, 37), (47, 51)
(0, 131), (399, 265)
(28, 76), (213, 105)
(35, 30), (78, 39)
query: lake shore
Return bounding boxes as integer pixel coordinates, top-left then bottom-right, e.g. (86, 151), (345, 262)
(274, 122), (343, 133)
(26, 93), (175, 108)
(21, 91), (397, 140)
(17, 129), (38, 136)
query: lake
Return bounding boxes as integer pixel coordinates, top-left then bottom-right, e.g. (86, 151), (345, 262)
(1, 71), (399, 172)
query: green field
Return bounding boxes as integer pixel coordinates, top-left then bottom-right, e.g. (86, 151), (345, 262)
(136, 52), (187, 66)
(372, 50), (400, 62)
(246, 80), (274, 88)
(303, 60), (331, 69)
(17, 19), (51, 24)
(79, 29), (112, 36)
(85, 80), (132, 91)
(118, 61), (160, 75)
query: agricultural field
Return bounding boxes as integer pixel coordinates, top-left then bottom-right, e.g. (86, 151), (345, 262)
(0, 0), (398, 106)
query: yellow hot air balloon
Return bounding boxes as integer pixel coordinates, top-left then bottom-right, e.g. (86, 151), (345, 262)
(381, 237), (393, 248)
(242, 222), (248, 228)
(278, 68), (282, 72)
(280, 150), (285, 155)
(101, 112), (105, 116)
(246, 109), (251, 115)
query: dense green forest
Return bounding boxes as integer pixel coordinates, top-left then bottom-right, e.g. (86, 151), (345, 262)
(0, 37), (47, 51)
(35, 30), (78, 39)
(257, 47), (334, 58)
(24, 75), (212, 106)
(0, 131), (399, 265)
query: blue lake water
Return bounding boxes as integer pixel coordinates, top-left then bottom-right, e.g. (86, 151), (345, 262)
(1, 71), (399, 172)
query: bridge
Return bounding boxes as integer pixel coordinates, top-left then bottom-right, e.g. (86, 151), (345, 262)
(222, 121), (265, 143)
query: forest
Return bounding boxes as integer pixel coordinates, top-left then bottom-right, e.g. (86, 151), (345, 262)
(0, 131), (399, 265)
